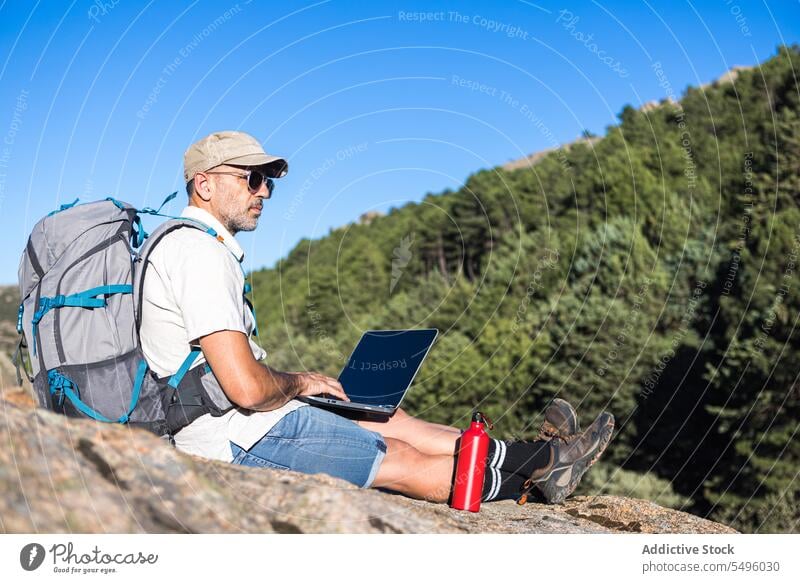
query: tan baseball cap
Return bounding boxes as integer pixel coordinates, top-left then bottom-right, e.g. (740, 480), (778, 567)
(183, 130), (288, 183)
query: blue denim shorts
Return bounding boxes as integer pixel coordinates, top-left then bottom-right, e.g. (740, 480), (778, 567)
(229, 405), (387, 488)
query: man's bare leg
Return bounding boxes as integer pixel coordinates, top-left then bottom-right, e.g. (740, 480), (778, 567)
(356, 408), (462, 456)
(371, 436), (455, 502)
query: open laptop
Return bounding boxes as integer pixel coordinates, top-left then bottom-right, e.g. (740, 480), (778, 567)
(299, 328), (438, 416)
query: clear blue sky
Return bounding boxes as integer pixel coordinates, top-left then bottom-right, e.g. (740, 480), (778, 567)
(0, 0), (797, 284)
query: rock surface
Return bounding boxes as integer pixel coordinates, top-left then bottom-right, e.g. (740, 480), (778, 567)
(0, 385), (737, 534)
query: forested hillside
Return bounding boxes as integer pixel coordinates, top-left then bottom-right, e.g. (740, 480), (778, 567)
(250, 46), (800, 533)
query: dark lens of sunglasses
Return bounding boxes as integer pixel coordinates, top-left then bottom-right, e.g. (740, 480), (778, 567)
(247, 171), (265, 192)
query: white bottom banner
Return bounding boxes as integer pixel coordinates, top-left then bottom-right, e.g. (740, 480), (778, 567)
(1, 534), (798, 582)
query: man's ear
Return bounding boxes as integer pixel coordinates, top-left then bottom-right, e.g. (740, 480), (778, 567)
(193, 172), (213, 202)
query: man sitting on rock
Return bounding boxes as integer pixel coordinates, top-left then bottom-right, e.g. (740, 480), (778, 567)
(140, 130), (615, 505)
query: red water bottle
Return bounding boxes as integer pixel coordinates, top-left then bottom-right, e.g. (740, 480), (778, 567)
(450, 411), (493, 512)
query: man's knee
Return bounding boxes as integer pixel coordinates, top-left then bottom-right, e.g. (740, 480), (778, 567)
(373, 437), (422, 485)
(393, 407), (410, 420)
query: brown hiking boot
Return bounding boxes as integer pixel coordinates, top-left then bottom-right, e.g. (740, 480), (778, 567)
(536, 398), (580, 441)
(517, 412), (615, 505)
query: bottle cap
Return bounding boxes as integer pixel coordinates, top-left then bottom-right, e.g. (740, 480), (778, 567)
(472, 411), (494, 430)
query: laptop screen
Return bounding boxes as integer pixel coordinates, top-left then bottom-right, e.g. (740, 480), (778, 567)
(337, 329), (438, 408)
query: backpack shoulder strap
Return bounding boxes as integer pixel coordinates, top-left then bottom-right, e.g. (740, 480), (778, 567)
(134, 211), (255, 398)
(133, 217), (220, 332)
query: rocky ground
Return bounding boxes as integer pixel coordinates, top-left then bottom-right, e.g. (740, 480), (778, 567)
(0, 379), (736, 534)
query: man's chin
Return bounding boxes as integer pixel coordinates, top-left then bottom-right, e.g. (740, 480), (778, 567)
(228, 217), (259, 233)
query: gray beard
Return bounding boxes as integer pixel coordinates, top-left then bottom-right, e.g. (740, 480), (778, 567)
(221, 209), (258, 234)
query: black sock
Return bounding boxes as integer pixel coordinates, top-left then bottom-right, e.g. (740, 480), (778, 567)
(482, 468), (527, 501)
(449, 436), (552, 504)
(486, 438), (552, 477)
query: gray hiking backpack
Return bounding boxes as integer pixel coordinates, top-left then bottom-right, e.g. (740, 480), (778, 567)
(14, 194), (242, 436)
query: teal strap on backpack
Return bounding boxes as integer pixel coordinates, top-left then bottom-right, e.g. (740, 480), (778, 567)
(139, 191), (178, 216)
(132, 215), (148, 247)
(168, 347), (202, 389)
(122, 360), (149, 424)
(243, 281), (258, 337)
(104, 198), (149, 246)
(31, 284), (133, 355)
(142, 208), (219, 240)
(166, 281), (257, 386)
(105, 197), (125, 210)
(47, 198), (80, 216)
(47, 360), (147, 424)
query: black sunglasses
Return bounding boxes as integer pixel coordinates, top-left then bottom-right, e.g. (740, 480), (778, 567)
(205, 168), (275, 196)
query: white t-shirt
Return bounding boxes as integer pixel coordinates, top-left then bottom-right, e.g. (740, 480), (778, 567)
(140, 205), (306, 462)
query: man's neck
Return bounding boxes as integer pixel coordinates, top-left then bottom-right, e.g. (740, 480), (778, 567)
(188, 200), (236, 235)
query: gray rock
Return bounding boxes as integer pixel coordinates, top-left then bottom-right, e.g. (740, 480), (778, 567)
(0, 388), (737, 534)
